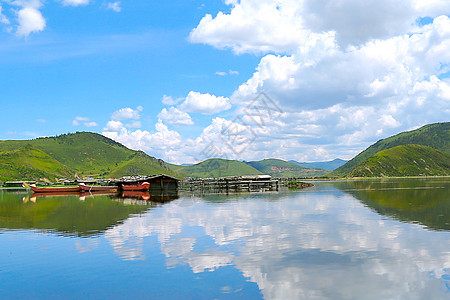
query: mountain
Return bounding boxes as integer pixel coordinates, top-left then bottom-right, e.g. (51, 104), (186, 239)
(289, 158), (348, 170)
(329, 122), (450, 177)
(168, 159), (263, 178)
(0, 132), (179, 182)
(346, 145), (450, 177)
(246, 159), (328, 178)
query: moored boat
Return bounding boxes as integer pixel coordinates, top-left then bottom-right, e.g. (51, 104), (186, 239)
(79, 183), (118, 193)
(24, 183), (82, 193)
(120, 182), (150, 191)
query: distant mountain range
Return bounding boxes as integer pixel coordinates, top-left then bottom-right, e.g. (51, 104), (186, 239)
(168, 159), (263, 178)
(289, 159), (348, 170)
(246, 159), (327, 177)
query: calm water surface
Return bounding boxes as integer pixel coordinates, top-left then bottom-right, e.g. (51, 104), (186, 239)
(0, 178), (449, 299)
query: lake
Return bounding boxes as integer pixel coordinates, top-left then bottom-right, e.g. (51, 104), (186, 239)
(0, 178), (449, 299)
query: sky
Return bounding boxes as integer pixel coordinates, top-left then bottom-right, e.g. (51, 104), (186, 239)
(0, 0), (449, 164)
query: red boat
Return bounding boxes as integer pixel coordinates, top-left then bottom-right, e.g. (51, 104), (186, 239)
(79, 183), (118, 193)
(25, 183), (82, 193)
(120, 182), (150, 191)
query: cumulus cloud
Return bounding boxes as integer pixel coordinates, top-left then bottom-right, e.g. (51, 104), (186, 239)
(158, 107), (194, 125)
(183, 2), (450, 162)
(102, 119), (182, 158)
(179, 91), (232, 114)
(16, 6), (45, 37)
(190, 0), (450, 53)
(111, 106), (142, 121)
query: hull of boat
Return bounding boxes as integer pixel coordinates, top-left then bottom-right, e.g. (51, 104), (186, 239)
(79, 184), (118, 192)
(121, 182), (150, 191)
(30, 186), (82, 193)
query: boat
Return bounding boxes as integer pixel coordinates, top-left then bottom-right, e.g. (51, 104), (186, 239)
(24, 183), (82, 193)
(120, 182), (150, 191)
(79, 183), (118, 193)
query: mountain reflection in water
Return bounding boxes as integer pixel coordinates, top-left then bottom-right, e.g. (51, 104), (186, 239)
(0, 190), (178, 237)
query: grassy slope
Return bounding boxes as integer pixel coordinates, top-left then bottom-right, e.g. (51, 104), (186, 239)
(0, 132), (175, 181)
(169, 159), (263, 178)
(329, 122), (450, 177)
(346, 144), (450, 177)
(247, 159), (328, 178)
(108, 151), (180, 179)
(0, 145), (73, 181)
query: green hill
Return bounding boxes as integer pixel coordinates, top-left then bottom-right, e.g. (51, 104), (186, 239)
(0, 145), (72, 181)
(329, 122), (450, 177)
(168, 158), (263, 178)
(0, 132), (178, 182)
(289, 158), (348, 170)
(246, 159), (328, 178)
(346, 144), (450, 177)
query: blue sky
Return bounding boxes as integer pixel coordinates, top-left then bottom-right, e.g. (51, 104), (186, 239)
(1, 0), (449, 164)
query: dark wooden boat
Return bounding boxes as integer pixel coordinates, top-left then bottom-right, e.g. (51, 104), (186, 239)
(121, 182), (150, 191)
(79, 183), (118, 192)
(25, 183), (82, 193)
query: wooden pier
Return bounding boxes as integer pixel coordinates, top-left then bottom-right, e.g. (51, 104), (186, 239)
(180, 175), (279, 193)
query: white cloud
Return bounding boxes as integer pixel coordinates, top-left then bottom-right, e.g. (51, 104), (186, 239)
(0, 5), (10, 25)
(72, 116), (98, 127)
(103, 120), (123, 131)
(179, 91), (232, 115)
(61, 0), (90, 6)
(215, 69), (239, 76)
(158, 107), (194, 125)
(16, 6), (45, 37)
(162, 95), (183, 106)
(111, 106), (142, 121)
(37, 118), (46, 123)
(84, 121), (98, 127)
(125, 121), (141, 129)
(190, 0), (450, 54)
(106, 2), (121, 12)
(102, 120), (182, 158)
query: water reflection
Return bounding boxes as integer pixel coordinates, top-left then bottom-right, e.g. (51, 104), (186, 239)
(0, 179), (449, 299)
(0, 190), (178, 237)
(103, 180), (450, 299)
(330, 178), (450, 231)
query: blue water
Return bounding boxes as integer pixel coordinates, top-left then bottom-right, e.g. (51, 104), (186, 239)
(0, 179), (449, 299)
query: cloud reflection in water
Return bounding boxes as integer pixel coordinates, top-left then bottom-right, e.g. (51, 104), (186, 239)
(104, 187), (450, 299)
